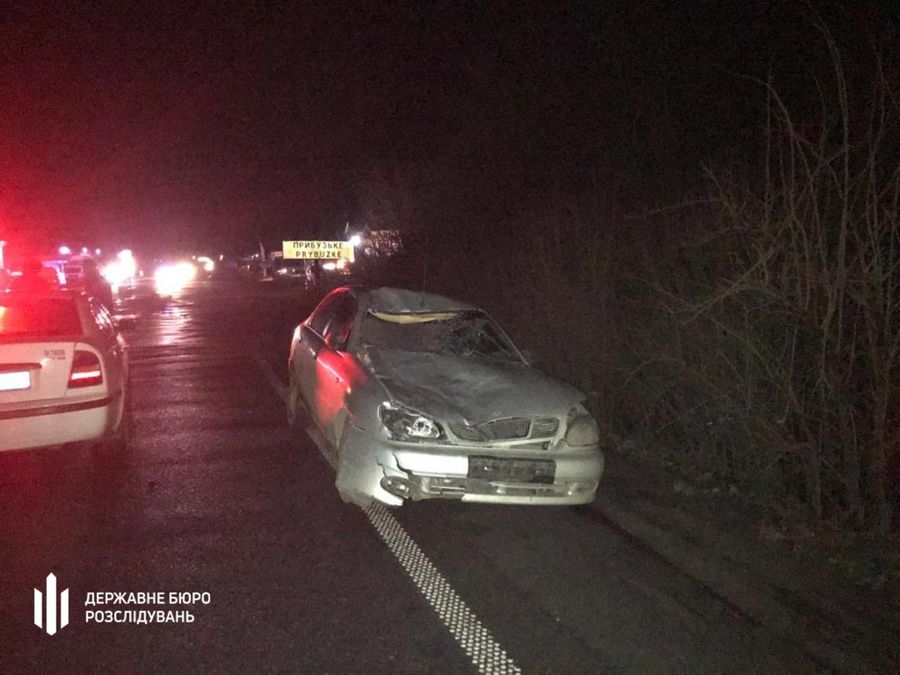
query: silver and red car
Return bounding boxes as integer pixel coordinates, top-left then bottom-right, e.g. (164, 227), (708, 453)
(287, 286), (604, 507)
(0, 290), (130, 452)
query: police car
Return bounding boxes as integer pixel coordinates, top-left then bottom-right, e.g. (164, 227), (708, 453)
(0, 290), (130, 452)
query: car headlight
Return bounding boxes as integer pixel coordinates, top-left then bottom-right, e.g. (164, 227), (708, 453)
(565, 408), (600, 447)
(379, 403), (445, 442)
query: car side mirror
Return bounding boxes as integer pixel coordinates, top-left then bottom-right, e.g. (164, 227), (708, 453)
(325, 332), (346, 352)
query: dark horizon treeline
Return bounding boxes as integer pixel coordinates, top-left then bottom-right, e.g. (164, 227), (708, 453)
(5, 1), (892, 253)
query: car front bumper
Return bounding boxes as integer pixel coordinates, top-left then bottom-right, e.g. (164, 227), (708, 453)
(335, 423), (604, 507)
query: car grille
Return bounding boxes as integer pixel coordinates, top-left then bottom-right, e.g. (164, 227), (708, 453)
(449, 423), (484, 441)
(479, 417), (530, 440)
(530, 417), (559, 438)
(450, 416), (560, 442)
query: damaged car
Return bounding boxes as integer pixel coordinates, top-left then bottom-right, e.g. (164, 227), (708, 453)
(287, 286), (604, 507)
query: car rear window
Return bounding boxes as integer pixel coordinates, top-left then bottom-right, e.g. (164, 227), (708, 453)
(0, 297), (82, 337)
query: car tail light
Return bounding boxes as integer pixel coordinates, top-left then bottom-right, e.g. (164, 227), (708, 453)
(68, 350), (103, 388)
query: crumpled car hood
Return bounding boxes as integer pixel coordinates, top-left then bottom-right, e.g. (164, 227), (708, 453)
(367, 349), (584, 424)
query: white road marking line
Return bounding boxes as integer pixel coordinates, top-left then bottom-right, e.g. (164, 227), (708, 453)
(256, 354), (522, 675)
(253, 354), (339, 469)
(365, 504), (521, 674)
(254, 353), (288, 400)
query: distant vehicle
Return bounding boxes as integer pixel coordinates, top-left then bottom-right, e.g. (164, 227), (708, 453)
(41, 254), (93, 286)
(8, 259), (61, 292)
(40, 259), (69, 285)
(287, 286), (604, 507)
(63, 256), (87, 284)
(275, 264), (310, 283)
(0, 290), (130, 452)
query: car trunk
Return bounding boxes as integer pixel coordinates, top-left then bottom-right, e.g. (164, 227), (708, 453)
(0, 341), (77, 404)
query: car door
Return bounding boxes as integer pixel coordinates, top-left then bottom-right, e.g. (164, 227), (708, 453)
(314, 294), (358, 443)
(293, 291), (341, 418)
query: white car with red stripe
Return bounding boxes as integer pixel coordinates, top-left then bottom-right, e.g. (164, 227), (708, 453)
(0, 290), (130, 452)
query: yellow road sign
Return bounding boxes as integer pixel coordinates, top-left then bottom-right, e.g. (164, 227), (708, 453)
(282, 240), (355, 262)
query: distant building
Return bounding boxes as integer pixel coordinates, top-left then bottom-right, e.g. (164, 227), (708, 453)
(363, 229), (403, 257)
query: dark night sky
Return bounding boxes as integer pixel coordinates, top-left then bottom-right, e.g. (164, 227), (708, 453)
(0, 0), (894, 257)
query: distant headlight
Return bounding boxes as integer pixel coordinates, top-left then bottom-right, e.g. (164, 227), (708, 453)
(565, 410), (600, 447)
(154, 262), (196, 295)
(379, 403), (445, 442)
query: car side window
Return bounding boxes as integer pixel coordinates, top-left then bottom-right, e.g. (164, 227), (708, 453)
(307, 294), (340, 337)
(323, 295), (357, 348)
(89, 298), (116, 338)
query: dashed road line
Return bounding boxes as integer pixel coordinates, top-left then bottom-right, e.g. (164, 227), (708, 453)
(254, 353), (288, 401)
(365, 504), (521, 674)
(255, 354), (522, 675)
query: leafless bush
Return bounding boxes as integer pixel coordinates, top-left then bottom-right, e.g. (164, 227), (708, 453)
(639, 23), (900, 533)
(397, 17), (900, 536)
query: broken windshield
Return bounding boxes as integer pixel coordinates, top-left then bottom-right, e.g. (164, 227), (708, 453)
(359, 309), (521, 362)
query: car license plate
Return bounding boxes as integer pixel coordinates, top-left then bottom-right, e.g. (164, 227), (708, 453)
(0, 371), (31, 391)
(468, 456), (555, 484)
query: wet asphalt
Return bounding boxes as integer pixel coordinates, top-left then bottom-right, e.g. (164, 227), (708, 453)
(0, 279), (833, 674)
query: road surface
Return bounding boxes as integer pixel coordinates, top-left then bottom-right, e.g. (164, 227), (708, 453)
(1, 279), (896, 674)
